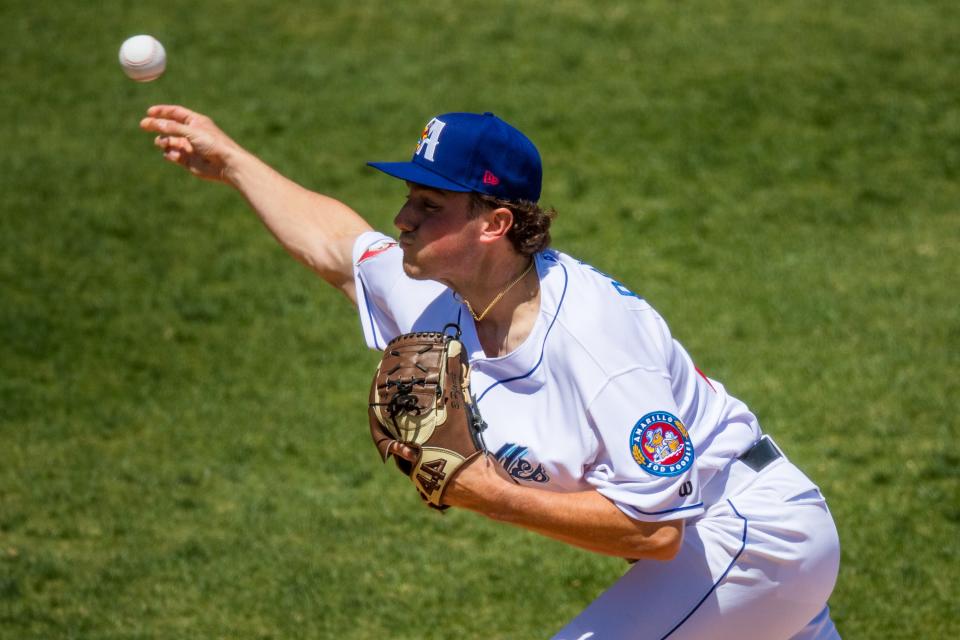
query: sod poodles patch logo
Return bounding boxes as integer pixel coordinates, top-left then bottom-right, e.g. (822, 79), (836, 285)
(630, 412), (694, 477)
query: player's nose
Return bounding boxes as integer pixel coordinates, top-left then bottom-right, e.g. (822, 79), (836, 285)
(393, 208), (415, 233)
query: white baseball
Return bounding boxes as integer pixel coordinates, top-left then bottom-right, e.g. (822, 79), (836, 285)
(119, 35), (166, 82)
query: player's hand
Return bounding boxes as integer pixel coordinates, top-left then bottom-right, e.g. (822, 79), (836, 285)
(140, 105), (242, 184)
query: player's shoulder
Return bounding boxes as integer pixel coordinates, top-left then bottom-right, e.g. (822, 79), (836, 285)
(353, 231), (453, 343)
(544, 249), (670, 371)
(546, 249), (655, 319)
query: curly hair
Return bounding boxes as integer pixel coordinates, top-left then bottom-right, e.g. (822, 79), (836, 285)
(469, 193), (557, 256)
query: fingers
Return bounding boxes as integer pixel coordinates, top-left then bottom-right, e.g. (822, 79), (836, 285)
(154, 135), (194, 154)
(141, 105), (210, 137)
(146, 104), (199, 122)
(153, 134), (193, 166)
(140, 115), (192, 137)
(388, 442), (418, 462)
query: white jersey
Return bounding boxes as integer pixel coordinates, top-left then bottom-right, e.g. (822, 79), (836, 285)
(353, 231), (841, 638)
(353, 231), (761, 522)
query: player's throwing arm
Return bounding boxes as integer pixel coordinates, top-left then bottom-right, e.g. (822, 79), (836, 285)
(140, 105), (371, 301)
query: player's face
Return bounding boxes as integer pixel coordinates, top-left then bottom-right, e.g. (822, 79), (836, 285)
(393, 184), (483, 283)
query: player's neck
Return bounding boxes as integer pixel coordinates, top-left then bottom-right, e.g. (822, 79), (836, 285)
(460, 254), (532, 318)
(460, 255), (540, 358)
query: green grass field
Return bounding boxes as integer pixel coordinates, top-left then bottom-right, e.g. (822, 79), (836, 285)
(2, 1), (958, 637)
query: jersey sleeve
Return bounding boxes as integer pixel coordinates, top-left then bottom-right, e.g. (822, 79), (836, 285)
(584, 367), (705, 522)
(352, 231), (448, 350)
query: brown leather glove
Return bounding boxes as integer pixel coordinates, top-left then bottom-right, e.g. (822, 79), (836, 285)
(368, 326), (490, 510)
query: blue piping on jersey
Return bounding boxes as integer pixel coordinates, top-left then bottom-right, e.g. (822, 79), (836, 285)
(358, 273), (383, 350)
(661, 499), (748, 639)
(475, 260), (569, 403)
(635, 501), (704, 516)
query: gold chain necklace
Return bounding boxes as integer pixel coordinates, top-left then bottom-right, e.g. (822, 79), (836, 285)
(463, 260), (535, 322)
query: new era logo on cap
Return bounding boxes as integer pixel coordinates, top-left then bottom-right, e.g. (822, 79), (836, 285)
(483, 170), (500, 186)
(368, 112), (542, 203)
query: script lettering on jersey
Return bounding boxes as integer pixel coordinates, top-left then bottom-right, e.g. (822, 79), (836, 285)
(494, 443), (550, 483)
(577, 260), (641, 299)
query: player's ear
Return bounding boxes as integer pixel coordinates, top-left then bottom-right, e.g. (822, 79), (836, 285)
(477, 207), (514, 245)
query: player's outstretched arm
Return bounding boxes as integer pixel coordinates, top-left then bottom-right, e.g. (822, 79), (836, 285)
(140, 105), (372, 303)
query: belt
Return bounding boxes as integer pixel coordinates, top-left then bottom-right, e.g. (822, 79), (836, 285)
(696, 435), (787, 512)
(738, 435), (783, 472)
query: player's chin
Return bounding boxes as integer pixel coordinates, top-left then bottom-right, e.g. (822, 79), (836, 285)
(400, 250), (431, 281)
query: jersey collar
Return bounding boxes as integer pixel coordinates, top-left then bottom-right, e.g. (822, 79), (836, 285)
(461, 250), (568, 400)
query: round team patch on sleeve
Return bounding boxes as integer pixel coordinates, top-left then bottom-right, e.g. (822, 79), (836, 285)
(630, 412), (695, 477)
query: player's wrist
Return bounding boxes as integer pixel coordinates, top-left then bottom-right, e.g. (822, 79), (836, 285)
(218, 145), (264, 188)
(456, 462), (523, 516)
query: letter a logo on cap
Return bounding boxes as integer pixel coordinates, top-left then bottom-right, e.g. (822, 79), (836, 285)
(415, 118), (446, 162)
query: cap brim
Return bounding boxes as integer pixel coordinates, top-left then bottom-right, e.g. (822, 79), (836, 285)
(367, 161), (472, 193)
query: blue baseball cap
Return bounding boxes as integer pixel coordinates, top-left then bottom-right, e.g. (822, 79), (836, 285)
(368, 112), (542, 203)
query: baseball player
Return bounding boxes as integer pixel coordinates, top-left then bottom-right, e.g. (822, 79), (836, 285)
(141, 105), (841, 639)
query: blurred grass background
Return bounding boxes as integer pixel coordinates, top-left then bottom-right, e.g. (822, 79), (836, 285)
(1, 0), (958, 638)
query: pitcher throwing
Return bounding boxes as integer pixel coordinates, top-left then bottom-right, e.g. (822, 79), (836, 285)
(142, 105), (841, 639)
